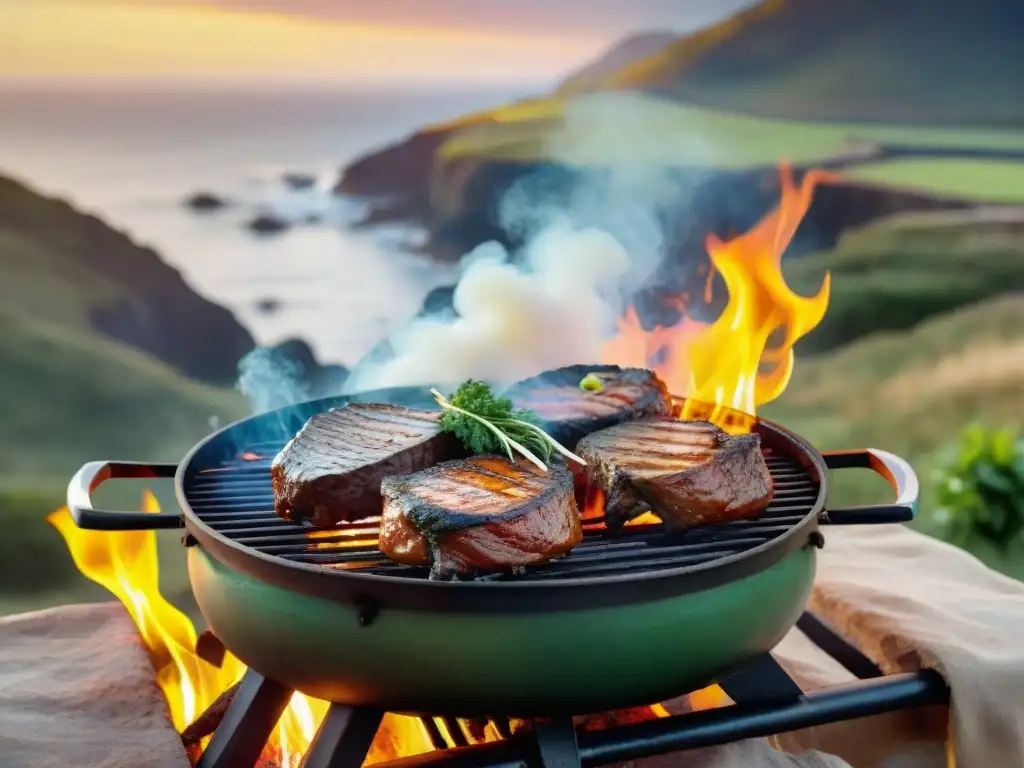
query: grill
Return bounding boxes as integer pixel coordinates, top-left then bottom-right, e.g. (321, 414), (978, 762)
(67, 383), (932, 768)
(183, 443), (819, 583)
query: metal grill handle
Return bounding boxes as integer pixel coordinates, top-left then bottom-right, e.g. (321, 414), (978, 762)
(821, 449), (919, 525)
(67, 461), (184, 530)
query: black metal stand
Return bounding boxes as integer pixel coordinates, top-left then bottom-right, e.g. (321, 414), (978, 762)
(300, 705), (385, 768)
(719, 653), (804, 706)
(196, 612), (950, 768)
(197, 671), (292, 768)
(533, 718), (581, 768)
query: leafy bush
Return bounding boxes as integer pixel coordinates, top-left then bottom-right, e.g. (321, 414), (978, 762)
(932, 424), (1024, 550)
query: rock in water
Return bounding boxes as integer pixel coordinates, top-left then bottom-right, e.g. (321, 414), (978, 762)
(247, 213), (290, 236)
(184, 191), (227, 212)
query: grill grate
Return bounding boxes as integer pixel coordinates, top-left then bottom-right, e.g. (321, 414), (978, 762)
(184, 440), (820, 582)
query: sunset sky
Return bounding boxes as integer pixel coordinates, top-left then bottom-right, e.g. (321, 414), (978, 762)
(1, 0), (752, 83)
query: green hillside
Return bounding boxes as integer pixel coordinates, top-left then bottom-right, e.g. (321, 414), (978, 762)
(786, 209), (1024, 354)
(585, 0), (1024, 128)
(0, 177), (249, 607)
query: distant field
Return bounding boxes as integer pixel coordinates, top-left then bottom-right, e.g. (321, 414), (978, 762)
(440, 93), (1024, 167)
(435, 93), (1024, 203)
(843, 159), (1024, 202)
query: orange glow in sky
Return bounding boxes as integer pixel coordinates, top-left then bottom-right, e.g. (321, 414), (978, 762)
(1, 1), (608, 82)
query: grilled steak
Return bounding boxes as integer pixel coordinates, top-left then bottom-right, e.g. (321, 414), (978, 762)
(577, 418), (773, 529)
(271, 403), (460, 526)
(379, 455), (582, 579)
(505, 364), (673, 448)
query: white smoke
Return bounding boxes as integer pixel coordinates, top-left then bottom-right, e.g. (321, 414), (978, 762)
(346, 91), (715, 391)
(345, 218), (631, 390)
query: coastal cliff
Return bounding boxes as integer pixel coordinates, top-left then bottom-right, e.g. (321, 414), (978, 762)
(0, 174), (254, 385)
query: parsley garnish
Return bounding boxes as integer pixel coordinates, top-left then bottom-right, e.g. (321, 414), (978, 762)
(431, 381), (586, 472)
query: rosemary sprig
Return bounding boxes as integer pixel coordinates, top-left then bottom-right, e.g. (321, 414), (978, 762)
(430, 382), (586, 472)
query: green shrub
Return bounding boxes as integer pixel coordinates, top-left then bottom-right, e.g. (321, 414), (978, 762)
(932, 424), (1024, 550)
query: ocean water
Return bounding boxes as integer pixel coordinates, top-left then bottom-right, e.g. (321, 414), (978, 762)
(0, 80), (537, 367)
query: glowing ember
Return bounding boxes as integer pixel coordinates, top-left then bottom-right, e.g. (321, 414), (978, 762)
(603, 164), (831, 432)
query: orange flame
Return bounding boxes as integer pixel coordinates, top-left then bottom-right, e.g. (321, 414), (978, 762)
(603, 165), (831, 431)
(47, 496), (435, 766)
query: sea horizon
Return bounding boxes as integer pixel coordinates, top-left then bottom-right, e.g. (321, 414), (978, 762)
(0, 78), (539, 368)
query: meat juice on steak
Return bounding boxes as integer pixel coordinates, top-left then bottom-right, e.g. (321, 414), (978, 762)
(271, 403), (461, 526)
(576, 418), (774, 529)
(506, 365), (673, 448)
(378, 455), (582, 579)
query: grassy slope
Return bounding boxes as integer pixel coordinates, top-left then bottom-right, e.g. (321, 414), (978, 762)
(787, 209), (1024, 354)
(0, 308), (248, 602)
(0, 178), (249, 611)
(0, 175), (137, 324)
(763, 295), (1024, 577)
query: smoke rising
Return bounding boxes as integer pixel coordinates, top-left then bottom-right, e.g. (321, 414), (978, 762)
(237, 346), (311, 414)
(344, 219), (632, 390)
(347, 92), (711, 391)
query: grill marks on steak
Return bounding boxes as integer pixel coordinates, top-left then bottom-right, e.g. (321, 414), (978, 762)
(379, 456), (582, 579)
(506, 366), (673, 447)
(271, 403), (460, 526)
(577, 418), (773, 529)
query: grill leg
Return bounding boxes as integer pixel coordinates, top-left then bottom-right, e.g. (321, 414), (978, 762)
(797, 611), (883, 679)
(197, 670), (292, 768)
(718, 653), (804, 706)
(533, 718), (581, 768)
(420, 717), (450, 751)
(299, 705), (384, 768)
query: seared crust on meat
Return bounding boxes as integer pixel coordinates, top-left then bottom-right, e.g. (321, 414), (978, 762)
(577, 418), (773, 529)
(379, 456), (582, 579)
(271, 403), (460, 526)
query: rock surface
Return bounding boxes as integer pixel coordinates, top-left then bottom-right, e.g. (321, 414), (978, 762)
(0, 602), (188, 768)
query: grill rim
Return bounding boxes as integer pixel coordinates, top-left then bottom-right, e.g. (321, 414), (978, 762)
(175, 389), (828, 613)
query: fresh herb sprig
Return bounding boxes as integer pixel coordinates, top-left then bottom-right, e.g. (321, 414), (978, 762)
(431, 381), (585, 472)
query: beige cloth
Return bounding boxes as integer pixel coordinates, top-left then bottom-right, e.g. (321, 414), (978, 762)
(639, 523), (1024, 768)
(0, 602), (188, 768)
(809, 524), (1024, 767)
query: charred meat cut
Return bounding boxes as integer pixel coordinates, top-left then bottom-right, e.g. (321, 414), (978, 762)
(271, 403), (460, 526)
(379, 456), (582, 579)
(577, 418), (773, 529)
(505, 365), (673, 448)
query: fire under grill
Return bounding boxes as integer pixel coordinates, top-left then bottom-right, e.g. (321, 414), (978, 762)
(191, 619), (948, 768)
(185, 443), (819, 582)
